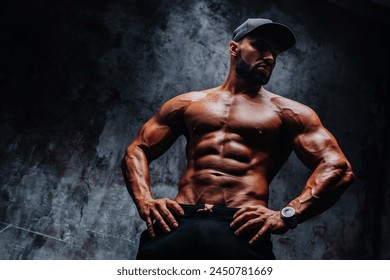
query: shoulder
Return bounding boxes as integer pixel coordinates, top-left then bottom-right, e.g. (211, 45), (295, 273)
(161, 91), (208, 109)
(266, 90), (322, 133)
(156, 90), (210, 124)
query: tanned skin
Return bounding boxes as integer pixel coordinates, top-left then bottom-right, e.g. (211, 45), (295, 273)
(121, 34), (354, 245)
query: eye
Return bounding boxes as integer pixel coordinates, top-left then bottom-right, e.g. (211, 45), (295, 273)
(252, 41), (269, 52)
(249, 39), (279, 55)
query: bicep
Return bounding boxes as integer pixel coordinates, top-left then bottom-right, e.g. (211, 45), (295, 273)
(127, 93), (193, 162)
(134, 116), (181, 162)
(293, 125), (346, 171)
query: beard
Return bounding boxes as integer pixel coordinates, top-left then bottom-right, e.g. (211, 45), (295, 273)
(235, 53), (271, 86)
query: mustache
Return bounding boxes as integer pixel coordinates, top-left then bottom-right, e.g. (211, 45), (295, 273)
(252, 62), (272, 73)
(254, 61), (272, 69)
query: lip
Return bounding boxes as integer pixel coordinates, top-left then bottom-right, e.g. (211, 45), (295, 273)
(259, 63), (271, 69)
(255, 64), (271, 73)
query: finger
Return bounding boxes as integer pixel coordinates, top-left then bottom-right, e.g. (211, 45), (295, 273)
(232, 207), (249, 219)
(167, 200), (185, 216)
(249, 224), (270, 245)
(151, 207), (171, 233)
(156, 203), (179, 229)
(233, 206), (260, 220)
(234, 217), (263, 236)
(145, 216), (156, 238)
(230, 212), (257, 228)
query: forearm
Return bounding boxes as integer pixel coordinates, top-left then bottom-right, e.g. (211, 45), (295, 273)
(121, 144), (154, 205)
(121, 142), (184, 236)
(288, 160), (354, 223)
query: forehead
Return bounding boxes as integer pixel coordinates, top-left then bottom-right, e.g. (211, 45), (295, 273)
(242, 36), (280, 52)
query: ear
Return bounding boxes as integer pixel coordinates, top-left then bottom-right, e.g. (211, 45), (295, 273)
(229, 41), (239, 57)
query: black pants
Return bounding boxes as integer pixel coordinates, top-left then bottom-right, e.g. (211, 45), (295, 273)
(136, 204), (275, 260)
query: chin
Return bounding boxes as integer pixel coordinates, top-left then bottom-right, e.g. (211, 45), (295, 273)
(254, 77), (270, 86)
(253, 73), (270, 85)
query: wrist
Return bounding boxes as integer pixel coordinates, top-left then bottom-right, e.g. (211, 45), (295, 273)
(134, 195), (153, 205)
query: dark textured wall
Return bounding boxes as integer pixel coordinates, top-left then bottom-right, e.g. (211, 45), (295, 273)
(0, 0), (389, 259)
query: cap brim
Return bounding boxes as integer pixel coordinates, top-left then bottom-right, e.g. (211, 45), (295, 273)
(246, 23), (296, 52)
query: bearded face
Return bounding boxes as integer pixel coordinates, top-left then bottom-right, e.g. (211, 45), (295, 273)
(235, 52), (273, 86)
(234, 37), (279, 86)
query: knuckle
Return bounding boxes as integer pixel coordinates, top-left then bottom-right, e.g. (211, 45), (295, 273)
(256, 231), (262, 238)
(152, 211), (162, 220)
(162, 210), (170, 216)
(154, 212), (162, 219)
(156, 199), (164, 205)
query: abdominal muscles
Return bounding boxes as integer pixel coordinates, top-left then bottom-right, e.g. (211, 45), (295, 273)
(176, 131), (271, 207)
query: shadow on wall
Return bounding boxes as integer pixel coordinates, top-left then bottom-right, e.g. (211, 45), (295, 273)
(0, 0), (389, 259)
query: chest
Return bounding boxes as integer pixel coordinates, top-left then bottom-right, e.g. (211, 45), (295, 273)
(183, 94), (284, 141)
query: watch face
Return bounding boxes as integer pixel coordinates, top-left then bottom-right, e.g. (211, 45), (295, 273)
(282, 207), (295, 218)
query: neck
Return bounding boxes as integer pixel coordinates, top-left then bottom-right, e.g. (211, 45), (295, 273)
(221, 66), (263, 95)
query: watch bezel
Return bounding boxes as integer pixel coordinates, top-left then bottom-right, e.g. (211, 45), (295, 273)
(281, 206), (296, 218)
(281, 206), (298, 229)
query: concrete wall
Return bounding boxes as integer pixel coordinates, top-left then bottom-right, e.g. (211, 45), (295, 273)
(0, 0), (389, 259)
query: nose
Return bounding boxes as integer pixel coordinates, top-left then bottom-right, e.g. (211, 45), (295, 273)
(263, 52), (275, 65)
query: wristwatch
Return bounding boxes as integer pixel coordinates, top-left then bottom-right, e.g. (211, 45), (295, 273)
(280, 206), (298, 229)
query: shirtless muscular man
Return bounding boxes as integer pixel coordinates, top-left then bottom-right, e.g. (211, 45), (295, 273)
(121, 18), (354, 259)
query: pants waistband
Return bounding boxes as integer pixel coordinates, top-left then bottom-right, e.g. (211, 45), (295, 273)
(178, 204), (240, 220)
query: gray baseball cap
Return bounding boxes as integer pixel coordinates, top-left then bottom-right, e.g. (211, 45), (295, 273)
(232, 18), (296, 52)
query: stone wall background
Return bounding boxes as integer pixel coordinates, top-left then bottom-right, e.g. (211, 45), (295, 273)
(0, 0), (389, 259)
